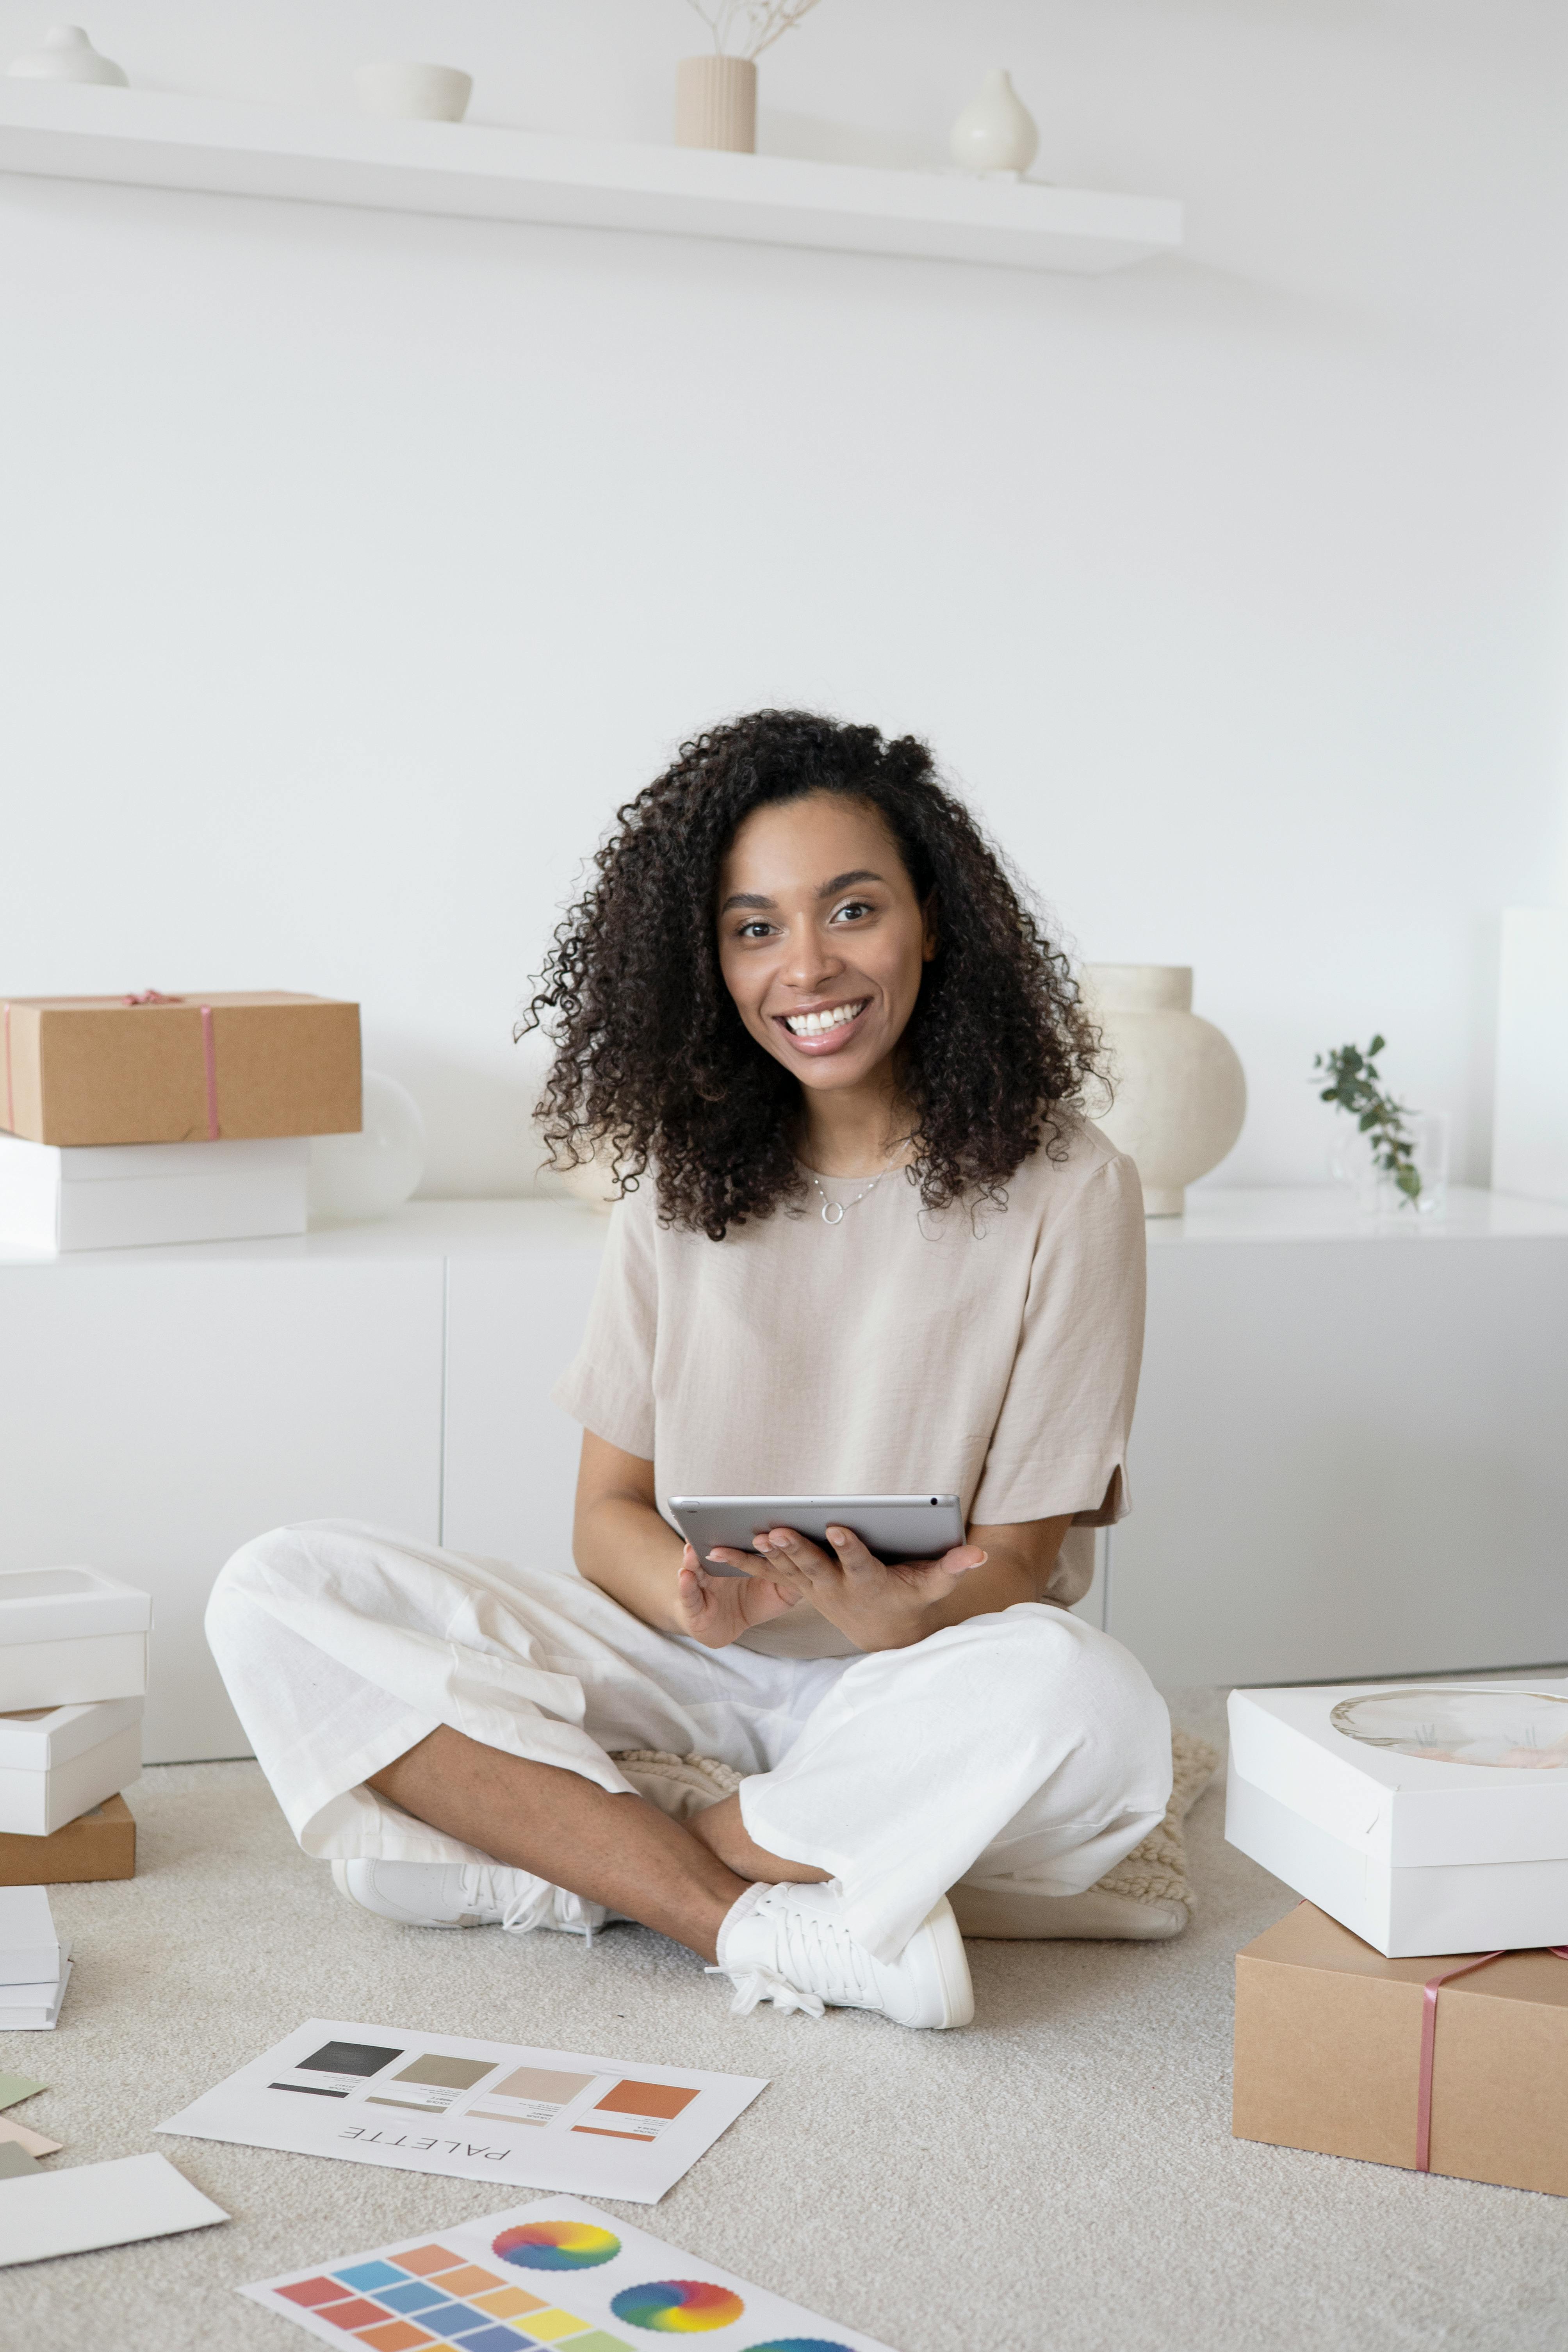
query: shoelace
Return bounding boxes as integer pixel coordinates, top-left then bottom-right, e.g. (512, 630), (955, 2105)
(709, 1891), (878, 2018)
(457, 1867), (593, 1941)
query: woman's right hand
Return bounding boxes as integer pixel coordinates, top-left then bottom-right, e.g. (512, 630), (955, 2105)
(675, 1543), (800, 1649)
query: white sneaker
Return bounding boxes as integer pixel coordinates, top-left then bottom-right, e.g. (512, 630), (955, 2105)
(331, 1858), (610, 1941)
(712, 1883), (974, 2029)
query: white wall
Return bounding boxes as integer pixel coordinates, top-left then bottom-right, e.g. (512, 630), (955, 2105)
(2, 0), (1563, 1193)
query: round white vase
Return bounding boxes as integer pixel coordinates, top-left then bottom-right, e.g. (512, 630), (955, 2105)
(948, 68), (1039, 175)
(674, 55), (757, 153)
(1082, 966), (1245, 1217)
(8, 25), (128, 84)
(354, 60), (472, 123)
(309, 1071), (426, 1223)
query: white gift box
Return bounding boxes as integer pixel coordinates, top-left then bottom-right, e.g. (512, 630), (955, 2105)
(0, 1131), (308, 1252)
(0, 1886), (66, 1983)
(0, 1566), (151, 1710)
(1226, 1680), (1568, 1956)
(0, 1697), (143, 1835)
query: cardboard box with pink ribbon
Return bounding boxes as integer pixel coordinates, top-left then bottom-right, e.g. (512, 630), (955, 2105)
(1235, 1900), (1568, 2196)
(0, 991), (360, 1146)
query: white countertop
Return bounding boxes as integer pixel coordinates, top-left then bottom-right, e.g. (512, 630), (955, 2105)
(2, 1184), (1566, 1269)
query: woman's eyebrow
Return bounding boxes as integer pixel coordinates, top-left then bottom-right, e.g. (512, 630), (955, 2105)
(718, 869), (884, 915)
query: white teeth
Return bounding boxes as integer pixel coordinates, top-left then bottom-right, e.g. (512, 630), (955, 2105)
(784, 1000), (866, 1037)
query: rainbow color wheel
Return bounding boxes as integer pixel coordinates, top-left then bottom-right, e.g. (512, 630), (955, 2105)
(492, 2220), (622, 2271)
(611, 2279), (747, 2332)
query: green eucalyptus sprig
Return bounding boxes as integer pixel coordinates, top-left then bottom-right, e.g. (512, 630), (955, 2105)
(1313, 1036), (1422, 1204)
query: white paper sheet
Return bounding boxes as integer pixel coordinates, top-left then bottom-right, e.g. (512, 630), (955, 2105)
(160, 2018), (767, 2203)
(0, 2151), (228, 2266)
(243, 2192), (899, 2351)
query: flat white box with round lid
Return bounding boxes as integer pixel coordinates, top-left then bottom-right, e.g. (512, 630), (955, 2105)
(1226, 1680), (1568, 1955)
(0, 1696), (142, 1835)
(0, 1566), (151, 1710)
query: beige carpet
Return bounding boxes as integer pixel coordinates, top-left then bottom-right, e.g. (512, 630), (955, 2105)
(5, 1693), (1567, 2352)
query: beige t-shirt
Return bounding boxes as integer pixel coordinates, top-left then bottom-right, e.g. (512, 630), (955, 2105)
(553, 1117), (1146, 1661)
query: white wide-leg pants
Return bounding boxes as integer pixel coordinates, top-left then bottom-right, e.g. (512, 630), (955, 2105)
(207, 1521), (1172, 1963)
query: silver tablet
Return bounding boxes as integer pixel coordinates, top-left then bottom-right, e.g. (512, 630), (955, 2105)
(667, 1493), (965, 1577)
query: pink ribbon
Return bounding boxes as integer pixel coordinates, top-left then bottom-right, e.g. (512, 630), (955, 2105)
(199, 1003), (219, 1140)
(120, 991), (219, 1139)
(1416, 1943), (1568, 2171)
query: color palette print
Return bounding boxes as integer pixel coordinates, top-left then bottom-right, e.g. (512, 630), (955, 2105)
(243, 2193), (899, 2352)
(159, 2021), (767, 2203)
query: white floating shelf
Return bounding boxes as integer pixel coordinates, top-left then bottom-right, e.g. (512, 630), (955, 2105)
(0, 84), (1181, 274)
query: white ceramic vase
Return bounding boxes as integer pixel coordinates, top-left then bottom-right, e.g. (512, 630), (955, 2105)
(8, 25), (127, 84)
(948, 68), (1038, 175)
(674, 55), (757, 154)
(1083, 966), (1246, 1217)
(354, 61), (472, 123)
(309, 1071), (426, 1223)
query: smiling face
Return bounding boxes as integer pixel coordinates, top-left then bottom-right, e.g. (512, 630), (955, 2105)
(715, 792), (936, 1106)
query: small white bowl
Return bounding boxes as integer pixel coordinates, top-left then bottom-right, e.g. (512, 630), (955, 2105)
(354, 59), (472, 123)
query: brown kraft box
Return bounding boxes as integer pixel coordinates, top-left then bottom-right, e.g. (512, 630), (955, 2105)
(0, 1793), (135, 1884)
(1234, 1901), (1568, 2197)
(0, 990), (361, 1145)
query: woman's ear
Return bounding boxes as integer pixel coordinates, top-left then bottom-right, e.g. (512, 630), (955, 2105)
(922, 892), (939, 962)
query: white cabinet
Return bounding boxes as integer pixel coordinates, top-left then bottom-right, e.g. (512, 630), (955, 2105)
(440, 1223), (608, 1570)
(0, 1241), (446, 1762)
(3, 1188), (1564, 1763)
(1115, 1188), (1568, 1686)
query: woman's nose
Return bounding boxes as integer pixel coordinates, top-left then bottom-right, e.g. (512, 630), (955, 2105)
(780, 924), (839, 991)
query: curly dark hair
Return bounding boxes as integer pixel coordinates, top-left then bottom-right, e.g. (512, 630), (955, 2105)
(520, 710), (1103, 1240)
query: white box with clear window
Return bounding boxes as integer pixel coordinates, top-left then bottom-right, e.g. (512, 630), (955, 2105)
(1226, 1680), (1568, 1956)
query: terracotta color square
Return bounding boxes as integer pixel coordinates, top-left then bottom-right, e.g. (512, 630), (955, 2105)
(592, 2079), (698, 2121)
(428, 2265), (504, 2296)
(394, 2247), (469, 2279)
(277, 2277), (353, 2308)
(319, 2299), (388, 2331)
(355, 2325), (435, 2352)
(471, 2288), (549, 2318)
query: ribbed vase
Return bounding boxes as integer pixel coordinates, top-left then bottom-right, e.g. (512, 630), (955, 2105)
(674, 56), (758, 154)
(1083, 965), (1246, 1217)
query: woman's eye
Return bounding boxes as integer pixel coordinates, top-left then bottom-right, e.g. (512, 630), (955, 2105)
(735, 920), (774, 940)
(831, 900), (874, 923)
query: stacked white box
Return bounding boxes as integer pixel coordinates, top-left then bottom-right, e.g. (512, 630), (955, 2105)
(0, 1132), (309, 1253)
(0, 1886), (72, 2029)
(0, 1566), (150, 1710)
(1225, 1679), (1568, 1956)
(0, 1699), (143, 1834)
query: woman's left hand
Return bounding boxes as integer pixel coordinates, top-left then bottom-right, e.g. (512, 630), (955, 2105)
(703, 1524), (987, 1652)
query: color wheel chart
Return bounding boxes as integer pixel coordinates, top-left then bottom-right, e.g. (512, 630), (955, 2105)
(244, 2195), (899, 2352)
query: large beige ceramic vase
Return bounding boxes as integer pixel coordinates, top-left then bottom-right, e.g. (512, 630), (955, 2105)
(1083, 966), (1245, 1216)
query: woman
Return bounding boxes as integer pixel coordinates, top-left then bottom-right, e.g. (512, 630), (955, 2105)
(208, 711), (1171, 2032)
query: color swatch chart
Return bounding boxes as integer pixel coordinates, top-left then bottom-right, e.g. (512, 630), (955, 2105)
(160, 2022), (766, 2202)
(244, 2194), (898, 2352)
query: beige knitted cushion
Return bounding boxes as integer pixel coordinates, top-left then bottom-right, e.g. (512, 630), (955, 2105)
(614, 1728), (1220, 1943)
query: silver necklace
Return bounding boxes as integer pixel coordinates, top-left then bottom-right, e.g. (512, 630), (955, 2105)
(809, 1168), (888, 1226)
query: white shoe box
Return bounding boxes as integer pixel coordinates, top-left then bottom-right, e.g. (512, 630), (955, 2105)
(0, 1566), (151, 1711)
(0, 1132), (308, 1252)
(1225, 1680), (1568, 1956)
(0, 1886), (66, 1981)
(0, 1697), (143, 1835)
